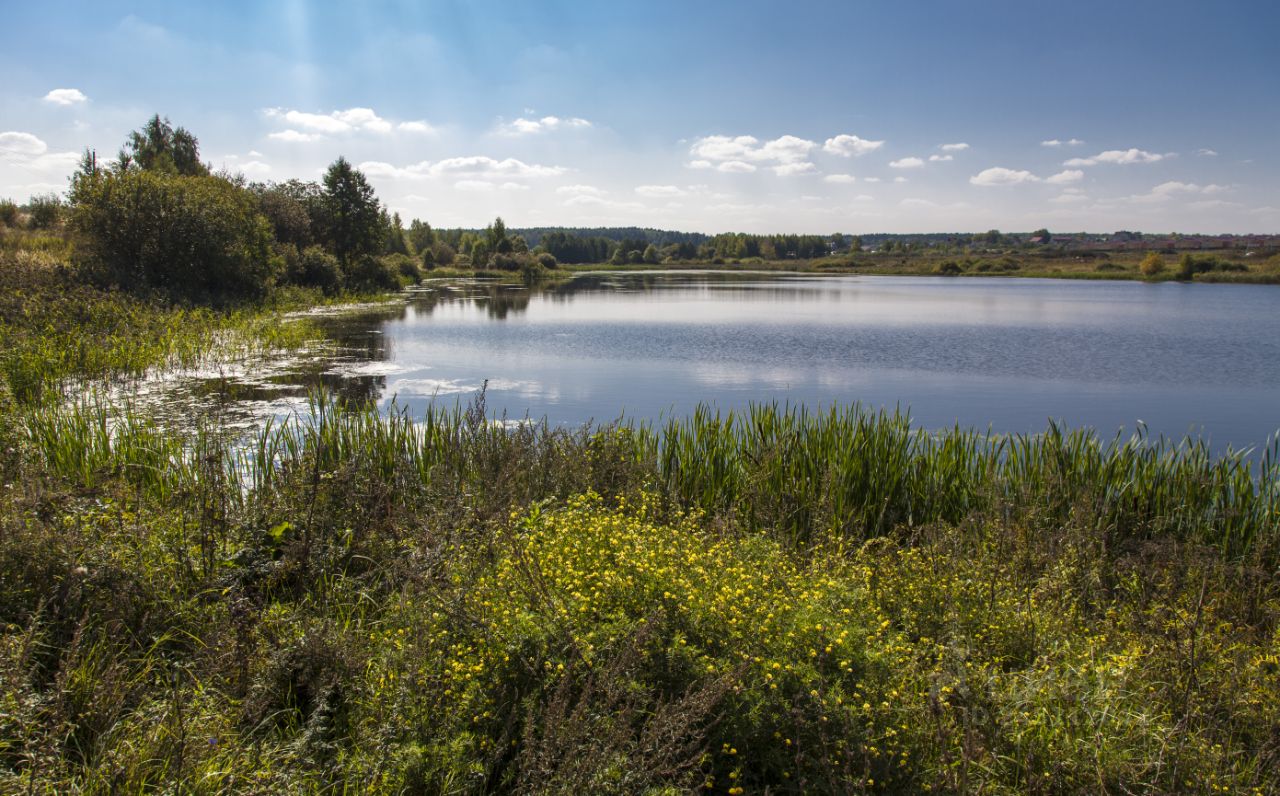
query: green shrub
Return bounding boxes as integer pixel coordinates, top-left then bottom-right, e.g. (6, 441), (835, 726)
(935, 260), (962, 275)
(1139, 252), (1165, 277)
(536, 251), (558, 269)
(343, 254), (401, 292)
(287, 245), (342, 294)
(71, 170), (281, 302)
(0, 198), (20, 227)
(25, 194), (64, 230)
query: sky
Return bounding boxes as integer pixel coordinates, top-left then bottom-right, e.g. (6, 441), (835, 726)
(1, 0), (1278, 234)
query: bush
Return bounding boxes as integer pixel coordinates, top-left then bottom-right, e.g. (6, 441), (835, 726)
(520, 258), (548, 285)
(26, 194), (64, 230)
(343, 254), (401, 292)
(72, 170), (281, 302)
(287, 245), (342, 294)
(0, 198), (20, 227)
(536, 252), (558, 269)
(383, 252), (422, 282)
(1139, 252), (1165, 277)
(935, 260), (963, 275)
(490, 252), (520, 271)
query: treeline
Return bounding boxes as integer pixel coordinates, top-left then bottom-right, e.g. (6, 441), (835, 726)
(10, 115), (557, 305)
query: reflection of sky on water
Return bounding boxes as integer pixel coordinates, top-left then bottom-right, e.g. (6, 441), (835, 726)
(114, 273), (1280, 452)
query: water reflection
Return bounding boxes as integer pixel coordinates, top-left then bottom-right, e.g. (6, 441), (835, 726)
(120, 273), (1280, 451)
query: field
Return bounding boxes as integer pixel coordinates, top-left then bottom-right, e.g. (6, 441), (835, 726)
(2, 235), (1279, 794)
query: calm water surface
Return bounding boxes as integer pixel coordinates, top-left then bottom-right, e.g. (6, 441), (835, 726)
(304, 272), (1280, 451)
(153, 272), (1280, 451)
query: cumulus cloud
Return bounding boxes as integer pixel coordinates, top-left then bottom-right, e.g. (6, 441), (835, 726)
(822, 134), (885, 157)
(263, 106), (434, 138)
(893, 176), (908, 183)
(1041, 138), (1084, 147)
(716, 160), (757, 173)
(1048, 191), (1089, 204)
(969, 167), (1040, 186)
(268, 129), (322, 143)
(556, 184), (606, 197)
(862, 176), (881, 183)
(397, 120), (436, 134)
(0, 131), (48, 157)
(1045, 169), (1083, 185)
(635, 184), (686, 197)
(773, 162), (818, 177)
(1197, 148), (1218, 157)
(43, 88), (87, 106)
(928, 154), (953, 162)
(687, 159), (713, 170)
(900, 198), (937, 208)
(1064, 148), (1167, 167)
(889, 157), (925, 169)
(823, 174), (856, 184)
(939, 142), (969, 152)
(357, 156), (566, 181)
(691, 134), (816, 165)
(1126, 181), (1231, 204)
(454, 180), (529, 192)
(497, 115), (592, 136)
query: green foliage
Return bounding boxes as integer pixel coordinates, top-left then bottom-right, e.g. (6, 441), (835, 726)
(71, 168), (281, 302)
(287, 245), (343, 294)
(118, 114), (209, 176)
(0, 198), (17, 226)
(321, 157), (384, 266)
(1140, 252), (1166, 277)
(24, 193), (64, 229)
(1177, 253), (1247, 280)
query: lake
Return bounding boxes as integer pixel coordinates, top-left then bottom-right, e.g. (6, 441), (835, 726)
(163, 272), (1280, 451)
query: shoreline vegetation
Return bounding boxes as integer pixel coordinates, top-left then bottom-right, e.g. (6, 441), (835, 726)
(2, 117), (1280, 793)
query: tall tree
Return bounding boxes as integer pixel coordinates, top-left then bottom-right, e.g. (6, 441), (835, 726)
(321, 157), (383, 266)
(118, 115), (209, 176)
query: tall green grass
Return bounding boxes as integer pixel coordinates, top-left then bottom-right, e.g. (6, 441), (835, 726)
(23, 396), (1280, 563)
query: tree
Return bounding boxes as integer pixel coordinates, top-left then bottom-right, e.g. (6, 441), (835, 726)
(383, 210), (410, 255)
(407, 219), (435, 254)
(642, 243), (660, 264)
(1139, 252), (1165, 278)
(321, 157), (384, 266)
(72, 169), (279, 301)
(118, 115), (209, 176)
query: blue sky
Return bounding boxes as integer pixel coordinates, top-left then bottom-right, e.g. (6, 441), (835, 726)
(2, 0), (1277, 233)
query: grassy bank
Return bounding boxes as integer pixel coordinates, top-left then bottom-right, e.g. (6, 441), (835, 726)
(555, 249), (1280, 285)
(1, 391), (1278, 794)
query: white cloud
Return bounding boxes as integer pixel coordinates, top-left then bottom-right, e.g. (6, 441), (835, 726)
(0, 131), (48, 157)
(939, 142), (969, 152)
(893, 176), (908, 183)
(889, 157), (924, 169)
(716, 160), (756, 173)
(454, 180), (529, 192)
(1197, 148), (1218, 157)
(398, 120), (436, 134)
(928, 154), (953, 162)
(691, 134), (816, 165)
(265, 107), (403, 136)
(635, 184), (686, 197)
(267, 129), (322, 143)
(43, 88), (87, 106)
(358, 156), (566, 180)
(1048, 191), (1089, 204)
(773, 162), (818, 177)
(1045, 169), (1083, 185)
(557, 184), (606, 197)
(823, 174), (856, 184)
(862, 176), (881, 183)
(498, 115), (592, 136)
(822, 134), (885, 157)
(969, 167), (1040, 186)
(1041, 138), (1084, 147)
(687, 159), (713, 170)
(1064, 148), (1167, 167)
(900, 198), (937, 208)
(1126, 181), (1231, 204)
